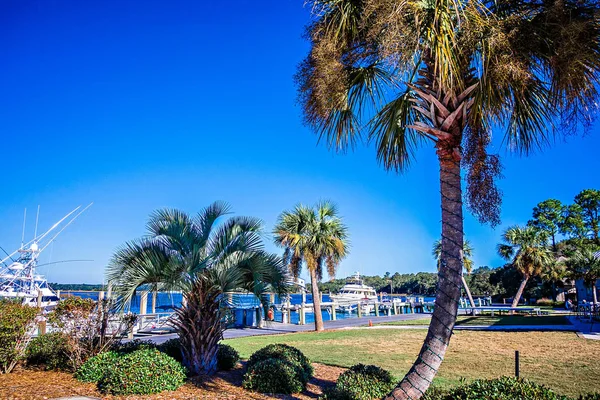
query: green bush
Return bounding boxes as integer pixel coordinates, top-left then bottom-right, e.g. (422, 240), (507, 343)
(422, 377), (569, 400)
(579, 395), (600, 400)
(26, 332), (71, 371)
(158, 338), (183, 362)
(74, 351), (119, 383)
(246, 343), (313, 383)
(243, 358), (305, 394)
(329, 364), (395, 400)
(217, 343), (239, 370)
(111, 339), (157, 354)
(98, 349), (186, 395)
(0, 299), (38, 373)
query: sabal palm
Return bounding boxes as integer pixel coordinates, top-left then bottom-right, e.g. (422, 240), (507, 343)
(566, 246), (600, 305)
(297, 0), (599, 396)
(273, 201), (349, 331)
(498, 226), (553, 308)
(541, 259), (567, 301)
(433, 239), (475, 307)
(107, 202), (289, 375)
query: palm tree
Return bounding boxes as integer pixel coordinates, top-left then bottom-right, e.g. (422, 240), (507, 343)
(566, 246), (600, 306)
(273, 201), (349, 331)
(433, 239), (475, 308)
(541, 258), (567, 302)
(107, 202), (289, 376)
(497, 226), (553, 308)
(296, 0), (599, 396)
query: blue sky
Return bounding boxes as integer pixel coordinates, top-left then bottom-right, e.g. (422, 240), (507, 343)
(1, 0), (598, 284)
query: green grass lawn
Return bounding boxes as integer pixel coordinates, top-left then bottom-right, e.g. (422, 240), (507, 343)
(379, 315), (571, 326)
(225, 329), (599, 397)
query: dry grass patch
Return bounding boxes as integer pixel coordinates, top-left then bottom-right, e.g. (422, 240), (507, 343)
(226, 329), (600, 397)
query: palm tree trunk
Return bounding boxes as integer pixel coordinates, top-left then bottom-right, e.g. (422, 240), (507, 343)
(462, 275), (476, 309)
(511, 276), (529, 309)
(593, 281), (598, 307)
(309, 267), (324, 331)
(387, 150), (464, 399)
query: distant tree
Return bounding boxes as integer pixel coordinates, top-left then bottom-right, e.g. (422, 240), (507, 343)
(433, 239), (475, 307)
(528, 199), (565, 251)
(498, 226), (553, 308)
(541, 259), (567, 301)
(566, 245), (600, 306)
(573, 189), (600, 242)
(273, 201), (349, 332)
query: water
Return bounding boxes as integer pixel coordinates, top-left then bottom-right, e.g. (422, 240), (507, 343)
(64, 291), (435, 325)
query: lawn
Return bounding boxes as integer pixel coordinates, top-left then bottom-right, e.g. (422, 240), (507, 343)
(225, 329), (600, 398)
(378, 315), (571, 326)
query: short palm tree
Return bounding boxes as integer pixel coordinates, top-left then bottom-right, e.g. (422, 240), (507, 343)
(498, 226), (553, 308)
(107, 202), (289, 376)
(566, 246), (600, 306)
(296, 0), (599, 396)
(433, 239), (475, 307)
(273, 201), (349, 331)
(541, 258), (567, 301)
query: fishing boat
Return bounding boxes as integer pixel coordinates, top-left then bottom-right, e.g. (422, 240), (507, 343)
(0, 205), (92, 311)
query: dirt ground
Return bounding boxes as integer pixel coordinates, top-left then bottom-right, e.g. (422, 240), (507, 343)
(0, 363), (345, 400)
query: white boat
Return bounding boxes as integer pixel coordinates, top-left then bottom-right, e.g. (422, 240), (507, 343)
(0, 205), (92, 310)
(330, 272), (378, 306)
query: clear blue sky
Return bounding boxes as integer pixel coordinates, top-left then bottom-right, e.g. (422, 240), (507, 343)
(1, 0), (598, 284)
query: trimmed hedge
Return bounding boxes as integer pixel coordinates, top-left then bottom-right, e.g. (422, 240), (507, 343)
(331, 364), (396, 400)
(422, 377), (570, 400)
(246, 343), (313, 383)
(111, 339), (157, 354)
(217, 343), (239, 370)
(158, 338), (183, 362)
(26, 332), (71, 371)
(74, 351), (119, 383)
(98, 349), (186, 395)
(243, 358), (305, 394)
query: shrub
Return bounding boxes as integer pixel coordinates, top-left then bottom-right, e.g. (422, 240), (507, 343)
(0, 299), (38, 373)
(580, 395), (600, 400)
(243, 358), (305, 394)
(246, 343), (313, 383)
(26, 332), (71, 371)
(111, 339), (157, 354)
(422, 377), (569, 400)
(158, 338), (183, 362)
(331, 364), (395, 400)
(98, 349), (186, 395)
(217, 343), (239, 370)
(74, 351), (119, 383)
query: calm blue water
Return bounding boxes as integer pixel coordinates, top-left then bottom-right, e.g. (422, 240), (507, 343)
(64, 291), (436, 325)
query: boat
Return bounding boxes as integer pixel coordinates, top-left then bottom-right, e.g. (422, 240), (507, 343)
(0, 205), (92, 311)
(330, 272), (378, 307)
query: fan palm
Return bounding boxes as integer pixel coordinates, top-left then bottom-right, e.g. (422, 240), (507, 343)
(566, 246), (600, 306)
(273, 201), (349, 331)
(541, 258), (567, 301)
(497, 226), (553, 308)
(106, 202), (290, 376)
(297, 0), (599, 396)
(433, 239), (475, 307)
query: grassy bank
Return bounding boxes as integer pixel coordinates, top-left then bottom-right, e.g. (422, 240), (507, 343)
(225, 329), (599, 397)
(378, 315), (571, 326)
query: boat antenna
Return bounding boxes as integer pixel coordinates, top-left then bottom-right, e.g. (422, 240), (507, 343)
(0, 245), (14, 266)
(36, 259), (94, 267)
(21, 208), (27, 250)
(34, 205), (40, 240)
(39, 203), (93, 253)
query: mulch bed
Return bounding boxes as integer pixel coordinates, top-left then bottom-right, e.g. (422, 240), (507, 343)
(0, 363), (345, 400)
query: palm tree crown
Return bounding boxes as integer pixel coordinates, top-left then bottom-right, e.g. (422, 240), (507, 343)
(498, 226), (552, 277)
(107, 202), (289, 375)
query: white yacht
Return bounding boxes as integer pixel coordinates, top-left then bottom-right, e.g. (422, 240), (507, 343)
(330, 272), (378, 307)
(0, 205), (92, 311)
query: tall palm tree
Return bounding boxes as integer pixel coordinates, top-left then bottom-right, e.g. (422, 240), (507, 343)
(497, 226), (553, 308)
(433, 239), (475, 308)
(273, 201), (349, 331)
(566, 246), (600, 306)
(296, 0), (599, 396)
(107, 202), (289, 376)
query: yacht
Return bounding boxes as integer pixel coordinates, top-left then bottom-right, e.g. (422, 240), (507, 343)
(0, 205), (92, 311)
(330, 272), (378, 307)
